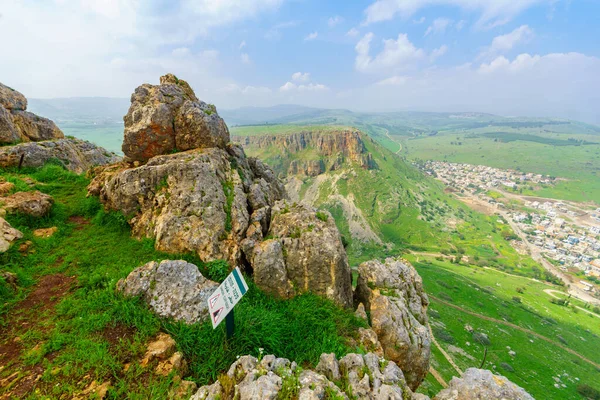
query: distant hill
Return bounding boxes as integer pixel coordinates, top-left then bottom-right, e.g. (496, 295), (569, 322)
(28, 97), (130, 123)
(219, 104), (320, 126)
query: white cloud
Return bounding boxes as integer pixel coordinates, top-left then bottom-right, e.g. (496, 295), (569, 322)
(430, 45), (448, 61)
(221, 83), (271, 94)
(363, 0), (548, 29)
(304, 31), (318, 41)
(239, 40), (246, 49)
(424, 17), (452, 36)
(328, 15), (344, 27)
(355, 32), (425, 73)
(280, 82), (329, 91)
(346, 28), (360, 37)
(413, 16), (426, 24)
(376, 76), (408, 86)
(265, 20), (300, 40)
(479, 25), (534, 59)
(292, 72), (311, 82)
(241, 53), (251, 64)
(455, 19), (466, 30)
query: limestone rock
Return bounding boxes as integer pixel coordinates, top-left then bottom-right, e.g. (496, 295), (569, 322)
(355, 303), (368, 321)
(90, 144), (286, 266)
(117, 260), (219, 324)
(122, 74), (229, 162)
(0, 83), (27, 111)
(355, 257), (431, 391)
(1, 191), (53, 217)
(140, 333), (177, 367)
(191, 352), (419, 400)
(33, 226), (58, 238)
(0, 82), (63, 144)
(247, 200), (353, 308)
(0, 138), (120, 173)
(156, 351), (188, 377)
(169, 380), (198, 400)
(0, 271), (18, 289)
(0, 217), (22, 253)
(433, 368), (534, 400)
(358, 327), (384, 357)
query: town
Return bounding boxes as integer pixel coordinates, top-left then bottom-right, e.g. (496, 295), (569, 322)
(419, 161), (600, 294)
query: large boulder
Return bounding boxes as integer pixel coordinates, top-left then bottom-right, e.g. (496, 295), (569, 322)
(116, 260), (219, 324)
(89, 144), (286, 265)
(0, 138), (120, 173)
(355, 257), (430, 391)
(433, 368), (534, 400)
(0, 217), (23, 253)
(1, 191), (53, 217)
(0, 82), (63, 144)
(122, 73), (229, 162)
(190, 352), (424, 400)
(245, 200), (353, 308)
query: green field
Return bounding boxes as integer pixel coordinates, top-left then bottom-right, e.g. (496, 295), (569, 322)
(407, 255), (600, 399)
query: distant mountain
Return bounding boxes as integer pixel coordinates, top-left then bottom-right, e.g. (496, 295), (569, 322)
(219, 104), (320, 126)
(28, 97), (130, 123)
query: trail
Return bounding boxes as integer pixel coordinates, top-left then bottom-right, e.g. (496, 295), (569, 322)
(428, 366), (448, 388)
(429, 295), (600, 370)
(384, 129), (403, 154)
(544, 289), (600, 319)
(428, 323), (463, 376)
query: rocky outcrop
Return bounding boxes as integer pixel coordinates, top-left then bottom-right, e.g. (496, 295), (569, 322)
(355, 257), (431, 391)
(116, 260), (219, 324)
(0, 138), (120, 173)
(90, 145), (286, 266)
(233, 129), (378, 177)
(122, 74), (229, 162)
(244, 200), (353, 308)
(0, 217), (23, 253)
(433, 368), (534, 400)
(191, 352), (424, 400)
(0, 82), (63, 144)
(1, 191), (53, 217)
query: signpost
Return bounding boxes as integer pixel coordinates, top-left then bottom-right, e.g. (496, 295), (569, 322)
(207, 267), (249, 338)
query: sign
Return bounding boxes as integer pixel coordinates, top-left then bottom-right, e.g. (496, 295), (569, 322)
(207, 267), (249, 329)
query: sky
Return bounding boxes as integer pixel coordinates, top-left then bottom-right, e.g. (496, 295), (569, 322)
(1, 0), (599, 124)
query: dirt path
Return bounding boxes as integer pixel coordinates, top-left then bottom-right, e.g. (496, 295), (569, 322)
(428, 323), (463, 376)
(428, 366), (448, 388)
(429, 295), (600, 370)
(0, 274), (76, 399)
(543, 289), (600, 319)
(384, 129), (403, 154)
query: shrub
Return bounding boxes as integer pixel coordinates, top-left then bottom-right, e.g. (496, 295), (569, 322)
(473, 332), (491, 346)
(500, 362), (514, 373)
(557, 335), (568, 345)
(512, 296), (522, 304)
(316, 211), (329, 222)
(433, 327), (455, 344)
(577, 384), (600, 400)
(438, 292), (453, 302)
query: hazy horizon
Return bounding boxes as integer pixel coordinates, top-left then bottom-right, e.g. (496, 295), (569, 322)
(1, 0), (599, 124)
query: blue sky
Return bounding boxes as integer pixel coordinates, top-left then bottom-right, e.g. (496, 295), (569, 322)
(1, 0), (599, 123)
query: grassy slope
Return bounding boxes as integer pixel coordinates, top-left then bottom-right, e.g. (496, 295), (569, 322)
(0, 165), (365, 399)
(408, 255), (600, 400)
(233, 125), (551, 283)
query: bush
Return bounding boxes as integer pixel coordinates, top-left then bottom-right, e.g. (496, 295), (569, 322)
(433, 327), (455, 344)
(500, 362), (514, 373)
(316, 211), (329, 222)
(438, 292), (453, 302)
(557, 335), (568, 345)
(577, 384), (600, 400)
(473, 332), (491, 346)
(512, 296), (522, 303)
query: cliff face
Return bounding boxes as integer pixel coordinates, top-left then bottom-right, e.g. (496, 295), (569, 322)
(234, 129), (377, 177)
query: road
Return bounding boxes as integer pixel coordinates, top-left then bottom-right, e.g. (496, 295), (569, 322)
(384, 129), (403, 154)
(544, 289), (600, 318)
(455, 193), (600, 306)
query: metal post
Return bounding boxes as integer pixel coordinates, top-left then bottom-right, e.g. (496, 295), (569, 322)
(18, 154), (24, 170)
(225, 310), (235, 339)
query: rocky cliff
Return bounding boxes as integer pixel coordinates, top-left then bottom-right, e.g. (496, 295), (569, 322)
(233, 129), (377, 177)
(0, 82), (64, 144)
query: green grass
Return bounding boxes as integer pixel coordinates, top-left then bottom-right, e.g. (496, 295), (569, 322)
(408, 256), (600, 400)
(0, 164), (366, 399)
